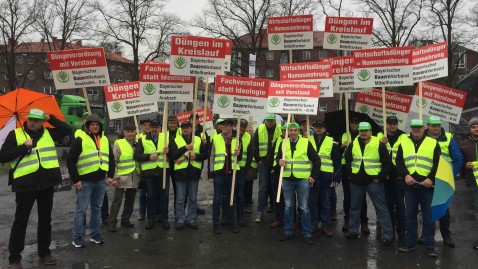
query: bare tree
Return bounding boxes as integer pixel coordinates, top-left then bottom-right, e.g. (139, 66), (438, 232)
(274, 0), (317, 16)
(193, 0), (273, 77)
(0, 0), (37, 92)
(318, 0), (350, 17)
(93, 0), (166, 80)
(359, 0), (424, 47)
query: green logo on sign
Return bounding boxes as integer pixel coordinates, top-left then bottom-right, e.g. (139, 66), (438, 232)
(57, 71), (69, 83)
(217, 96), (230, 108)
(271, 34), (281, 45)
(269, 97), (280, 107)
(327, 34), (337, 44)
(143, 83), (156, 95)
(112, 102), (123, 113)
(174, 57), (187, 69)
(416, 98), (428, 108)
(358, 69), (371, 81)
(358, 104), (369, 114)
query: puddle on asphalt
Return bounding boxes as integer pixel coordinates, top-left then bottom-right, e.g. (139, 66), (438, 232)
(129, 232), (143, 239)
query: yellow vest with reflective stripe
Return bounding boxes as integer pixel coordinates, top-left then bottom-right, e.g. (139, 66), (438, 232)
(401, 136), (437, 177)
(472, 162), (478, 186)
(351, 136), (381, 176)
(309, 135), (334, 173)
(239, 132), (251, 168)
(436, 132), (452, 162)
(174, 135), (202, 170)
(115, 138), (136, 176)
(283, 137), (311, 179)
(74, 129), (85, 138)
(273, 136), (284, 167)
(258, 124), (281, 157)
(12, 128), (59, 179)
(377, 132), (409, 165)
(140, 133), (169, 170)
(341, 132), (354, 165)
(212, 134), (239, 171)
(77, 132), (109, 175)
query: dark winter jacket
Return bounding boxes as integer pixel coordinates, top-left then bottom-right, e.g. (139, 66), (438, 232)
(169, 133), (209, 180)
(459, 134), (478, 186)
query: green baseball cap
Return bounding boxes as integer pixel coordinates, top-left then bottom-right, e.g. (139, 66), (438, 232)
(215, 118), (224, 125)
(427, 116), (442, 125)
(27, 108), (45, 120)
(410, 119), (425, 127)
(265, 114), (276, 120)
(81, 112), (89, 120)
(280, 124), (287, 130)
(288, 122), (300, 129)
(357, 122), (372, 131)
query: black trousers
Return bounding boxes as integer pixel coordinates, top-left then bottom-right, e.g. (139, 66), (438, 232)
(9, 187), (54, 264)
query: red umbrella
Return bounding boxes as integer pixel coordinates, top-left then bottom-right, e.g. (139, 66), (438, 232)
(0, 88), (65, 129)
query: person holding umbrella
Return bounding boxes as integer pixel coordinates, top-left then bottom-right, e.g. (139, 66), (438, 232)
(0, 108), (69, 268)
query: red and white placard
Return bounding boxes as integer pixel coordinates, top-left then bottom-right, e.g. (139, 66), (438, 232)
(323, 17), (373, 50)
(410, 82), (467, 124)
(213, 75), (269, 117)
(170, 36), (226, 76)
(354, 47), (413, 88)
(176, 107), (214, 136)
(104, 81), (158, 120)
(267, 81), (320, 115)
(412, 41), (448, 82)
(48, 48), (110, 89)
(267, 15), (313, 50)
(279, 62), (333, 97)
(322, 56), (371, 93)
(139, 62), (194, 102)
(355, 89), (412, 130)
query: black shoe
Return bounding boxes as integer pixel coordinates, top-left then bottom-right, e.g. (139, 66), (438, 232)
(426, 248), (438, 257)
(443, 236), (456, 248)
(197, 207), (206, 215)
(399, 244), (416, 252)
(121, 221), (135, 228)
(279, 233), (294, 241)
(237, 216), (246, 227)
(361, 223), (370, 234)
(161, 221), (171, 230)
(145, 221), (155, 230)
(175, 222), (184, 230)
(213, 224), (221, 234)
(229, 223), (239, 233)
(108, 224), (117, 232)
(346, 232), (359, 239)
(304, 236), (314, 245)
(187, 221), (198, 229)
(381, 238), (393, 246)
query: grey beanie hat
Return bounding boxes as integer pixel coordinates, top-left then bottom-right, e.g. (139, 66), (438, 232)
(469, 117), (478, 128)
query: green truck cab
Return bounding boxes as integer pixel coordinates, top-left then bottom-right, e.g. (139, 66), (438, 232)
(55, 94), (105, 145)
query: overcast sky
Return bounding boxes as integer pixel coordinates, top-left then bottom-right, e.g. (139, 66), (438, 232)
(164, 0), (208, 34)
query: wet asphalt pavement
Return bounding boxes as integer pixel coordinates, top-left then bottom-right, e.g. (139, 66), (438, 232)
(1, 154), (478, 268)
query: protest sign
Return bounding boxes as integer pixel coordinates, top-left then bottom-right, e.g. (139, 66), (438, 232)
(323, 17), (373, 50)
(105, 81), (158, 120)
(48, 48), (110, 90)
(353, 47), (413, 88)
(213, 75), (269, 117)
(267, 81), (320, 115)
(410, 82), (467, 124)
(139, 62), (194, 102)
(267, 15), (313, 50)
(279, 62), (333, 97)
(176, 107), (214, 136)
(323, 56), (371, 93)
(412, 41), (448, 82)
(170, 36), (226, 76)
(355, 89), (412, 130)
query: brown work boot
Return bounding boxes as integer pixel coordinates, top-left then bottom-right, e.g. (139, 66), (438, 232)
(39, 254), (57, 265)
(323, 226), (334, 237)
(269, 220), (283, 228)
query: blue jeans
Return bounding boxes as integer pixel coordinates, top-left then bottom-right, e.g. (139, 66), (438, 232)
(144, 172), (170, 222)
(311, 172), (334, 227)
(283, 179), (312, 237)
(257, 162), (271, 214)
(72, 180), (106, 239)
(404, 187), (435, 248)
(175, 180), (199, 223)
(349, 182), (393, 240)
(213, 175), (236, 225)
(271, 171), (284, 221)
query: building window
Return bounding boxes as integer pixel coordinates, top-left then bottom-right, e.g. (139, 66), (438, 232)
(280, 52), (288, 63)
(87, 89), (100, 100)
(319, 50), (327, 58)
(453, 50), (466, 69)
(109, 119), (115, 128)
(44, 70), (53, 79)
(266, 51), (274, 60)
(43, 86), (55, 94)
(319, 102), (327, 112)
(266, 69), (274, 77)
(303, 51), (311, 60)
(115, 120), (122, 132)
(27, 71), (34, 80)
